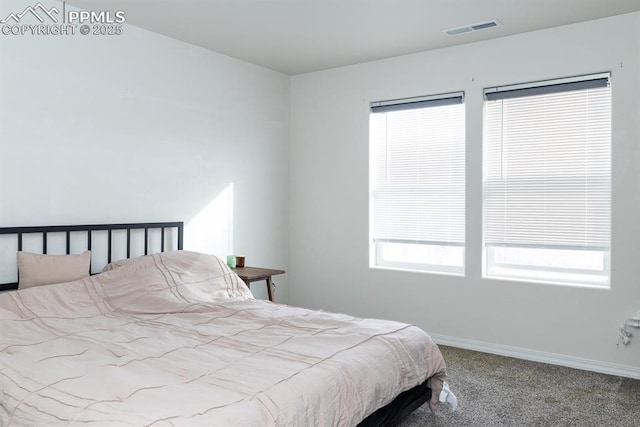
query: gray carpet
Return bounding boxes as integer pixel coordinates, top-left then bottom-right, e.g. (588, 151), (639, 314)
(398, 346), (640, 427)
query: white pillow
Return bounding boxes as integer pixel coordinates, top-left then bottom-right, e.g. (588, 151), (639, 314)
(17, 251), (91, 289)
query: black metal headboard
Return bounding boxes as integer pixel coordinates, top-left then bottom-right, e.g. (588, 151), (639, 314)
(0, 221), (183, 292)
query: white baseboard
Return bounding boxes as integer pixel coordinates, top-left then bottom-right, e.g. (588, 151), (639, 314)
(429, 333), (640, 380)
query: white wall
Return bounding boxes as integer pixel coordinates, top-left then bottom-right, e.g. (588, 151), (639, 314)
(0, 1), (290, 300)
(289, 12), (640, 375)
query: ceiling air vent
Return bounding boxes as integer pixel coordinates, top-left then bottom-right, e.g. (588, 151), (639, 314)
(445, 19), (502, 36)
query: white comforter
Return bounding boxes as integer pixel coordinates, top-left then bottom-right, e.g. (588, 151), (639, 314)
(0, 251), (446, 426)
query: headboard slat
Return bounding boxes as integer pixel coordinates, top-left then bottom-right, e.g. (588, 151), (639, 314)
(126, 229), (131, 259)
(107, 230), (112, 264)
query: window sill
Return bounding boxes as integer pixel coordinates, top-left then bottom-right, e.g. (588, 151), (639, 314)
(482, 273), (610, 290)
(370, 264), (465, 277)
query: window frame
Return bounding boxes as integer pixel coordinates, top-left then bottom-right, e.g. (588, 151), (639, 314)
(482, 73), (612, 287)
(369, 92), (466, 275)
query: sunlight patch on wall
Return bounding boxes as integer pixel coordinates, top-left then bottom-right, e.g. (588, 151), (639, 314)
(186, 183), (234, 258)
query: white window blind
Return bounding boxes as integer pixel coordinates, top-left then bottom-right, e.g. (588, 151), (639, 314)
(483, 73), (611, 286)
(370, 92), (465, 274)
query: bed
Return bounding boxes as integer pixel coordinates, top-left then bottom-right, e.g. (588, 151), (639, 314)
(0, 222), (448, 426)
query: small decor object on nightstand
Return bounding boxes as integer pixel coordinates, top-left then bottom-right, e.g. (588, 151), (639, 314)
(236, 255), (245, 268)
(232, 266), (284, 303)
(226, 255), (236, 268)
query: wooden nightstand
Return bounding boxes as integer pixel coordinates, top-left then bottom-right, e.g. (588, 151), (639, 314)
(232, 267), (285, 302)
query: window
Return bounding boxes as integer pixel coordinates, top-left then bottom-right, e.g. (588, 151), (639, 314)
(369, 92), (465, 274)
(483, 73), (611, 286)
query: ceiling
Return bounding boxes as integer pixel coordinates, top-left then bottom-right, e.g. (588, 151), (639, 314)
(64, 0), (640, 75)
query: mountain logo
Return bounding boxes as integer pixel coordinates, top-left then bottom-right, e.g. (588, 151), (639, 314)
(0, 2), (59, 24)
